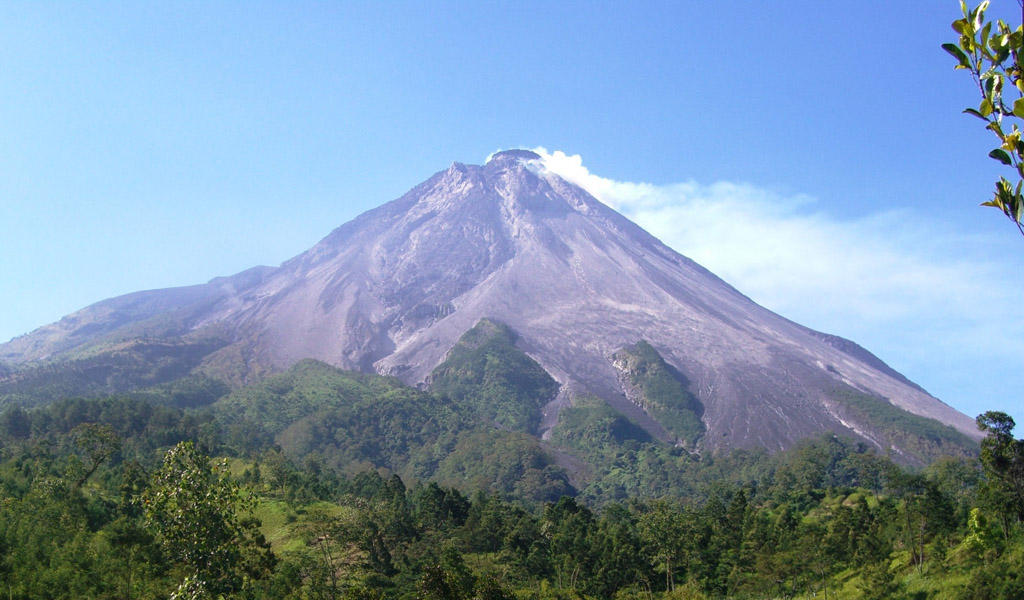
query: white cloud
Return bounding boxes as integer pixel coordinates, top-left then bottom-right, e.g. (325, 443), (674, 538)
(532, 147), (1024, 419)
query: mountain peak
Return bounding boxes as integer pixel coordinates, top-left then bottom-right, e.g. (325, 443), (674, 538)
(486, 149), (542, 166)
(0, 152), (982, 460)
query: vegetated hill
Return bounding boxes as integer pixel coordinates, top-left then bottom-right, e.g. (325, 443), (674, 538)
(214, 355), (978, 502)
(612, 340), (705, 450)
(0, 335), (229, 409)
(0, 150), (980, 461)
(211, 359), (574, 502)
(428, 318), (559, 434)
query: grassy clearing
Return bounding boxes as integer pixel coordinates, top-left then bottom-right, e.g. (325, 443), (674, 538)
(254, 498), (354, 554)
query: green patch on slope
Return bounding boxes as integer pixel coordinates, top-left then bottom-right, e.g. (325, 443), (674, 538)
(830, 387), (977, 464)
(433, 429), (574, 502)
(212, 359), (574, 502)
(552, 396), (654, 452)
(429, 319), (558, 434)
(214, 359), (418, 436)
(0, 336), (229, 409)
(612, 340), (704, 448)
(549, 396), (702, 503)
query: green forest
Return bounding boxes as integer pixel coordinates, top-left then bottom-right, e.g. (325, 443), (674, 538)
(0, 356), (1022, 600)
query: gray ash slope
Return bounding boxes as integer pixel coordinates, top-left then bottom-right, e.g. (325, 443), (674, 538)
(0, 150), (979, 456)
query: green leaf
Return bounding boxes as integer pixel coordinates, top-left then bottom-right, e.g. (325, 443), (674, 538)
(984, 75), (996, 96)
(989, 149), (1013, 165)
(974, 1), (990, 31)
(1013, 98), (1024, 118)
(964, 107), (990, 121)
(980, 1), (991, 12)
(984, 193), (1005, 212)
(943, 42), (973, 69)
(981, 98), (994, 117)
(990, 31), (1007, 51)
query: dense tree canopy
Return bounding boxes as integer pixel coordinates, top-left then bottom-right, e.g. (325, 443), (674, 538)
(0, 388), (1021, 599)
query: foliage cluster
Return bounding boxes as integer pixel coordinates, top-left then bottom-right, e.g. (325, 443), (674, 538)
(1, 395), (1022, 599)
(429, 319), (559, 434)
(213, 359), (572, 502)
(945, 0), (1024, 236)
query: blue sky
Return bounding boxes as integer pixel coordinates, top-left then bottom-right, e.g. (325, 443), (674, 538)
(1, 1), (1021, 424)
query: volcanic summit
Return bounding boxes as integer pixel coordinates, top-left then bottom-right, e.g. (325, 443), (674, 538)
(0, 150), (979, 458)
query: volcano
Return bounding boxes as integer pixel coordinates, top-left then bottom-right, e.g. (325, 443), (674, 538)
(0, 150), (980, 458)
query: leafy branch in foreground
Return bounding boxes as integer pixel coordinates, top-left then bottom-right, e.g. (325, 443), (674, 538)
(945, 0), (1024, 236)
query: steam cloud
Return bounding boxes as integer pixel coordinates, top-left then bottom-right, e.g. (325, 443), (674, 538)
(528, 147), (1024, 419)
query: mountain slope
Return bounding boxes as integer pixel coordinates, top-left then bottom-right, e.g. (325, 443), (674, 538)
(0, 150), (980, 457)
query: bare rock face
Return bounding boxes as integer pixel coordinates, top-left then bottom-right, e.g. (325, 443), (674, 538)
(0, 150), (981, 455)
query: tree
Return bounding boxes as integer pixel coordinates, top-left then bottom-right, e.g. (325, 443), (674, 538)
(140, 441), (274, 597)
(857, 561), (901, 599)
(0, 406), (31, 439)
(638, 500), (696, 593)
(70, 422), (121, 489)
(412, 543), (477, 600)
(976, 411), (1024, 534)
(542, 496), (598, 593)
(297, 507), (351, 600)
(944, 0), (1024, 236)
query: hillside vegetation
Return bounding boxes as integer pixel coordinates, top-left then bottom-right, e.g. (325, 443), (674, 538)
(213, 359), (572, 502)
(0, 385), (1021, 599)
(0, 320), (1010, 598)
(429, 319), (559, 434)
(611, 340), (704, 449)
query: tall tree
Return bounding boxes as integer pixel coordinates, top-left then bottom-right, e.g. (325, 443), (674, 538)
(638, 499), (694, 593)
(140, 441), (274, 597)
(70, 422), (121, 489)
(976, 411), (1024, 534)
